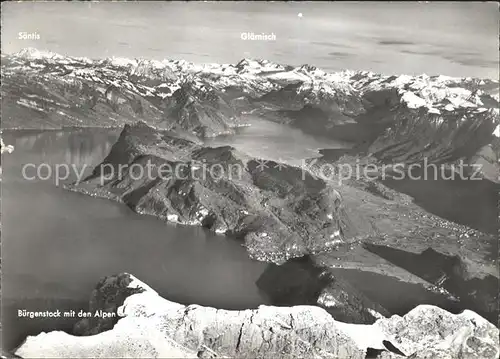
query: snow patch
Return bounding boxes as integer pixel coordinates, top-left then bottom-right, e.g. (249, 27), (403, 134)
(16, 98), (46, 112)
(109, 57), (138, 68)
(401, 91), (426, 109)
(493, 125), (500, 138)
(444, 104), (455, 111)
(367, 308), (386, 320)
(126, 274), (156, 294)
(166, 214), (179, 222)
(336, 322), (403, 353)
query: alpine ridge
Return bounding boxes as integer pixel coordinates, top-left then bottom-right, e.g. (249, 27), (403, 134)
(2, 48), (498, 139)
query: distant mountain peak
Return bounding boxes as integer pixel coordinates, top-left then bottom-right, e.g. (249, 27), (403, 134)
(13, 47), (65, 60)
(297, 64), (319, 72)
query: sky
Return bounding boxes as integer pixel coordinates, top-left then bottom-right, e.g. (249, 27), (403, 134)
(1, 1), (499, 78)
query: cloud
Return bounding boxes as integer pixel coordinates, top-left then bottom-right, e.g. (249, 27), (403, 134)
(400, 49), (440, 56)
(311, 41), (353, 49)
(445, 56), (498, 68)
(328, 51), (352, 58)
(378, 39), (416, 46)
(110, 22), (149, 30)
(399, 46), (498, 69)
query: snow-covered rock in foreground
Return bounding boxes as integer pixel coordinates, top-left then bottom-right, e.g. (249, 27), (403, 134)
(374, 306), (499, 358)
(14, 274), (499, 359)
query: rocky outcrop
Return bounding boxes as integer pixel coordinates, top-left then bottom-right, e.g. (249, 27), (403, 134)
(14, 273), (499, 359)
(72, 273), (144, 336)
(69, 122), (355, 264)
(364, 105), (499, 180)
(159, 79), (243, 137)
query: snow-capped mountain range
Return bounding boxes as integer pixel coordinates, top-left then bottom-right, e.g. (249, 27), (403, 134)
(2, 47), (499, 137)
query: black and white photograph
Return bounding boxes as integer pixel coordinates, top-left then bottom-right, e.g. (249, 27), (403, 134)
(0, 1), (499, 358)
